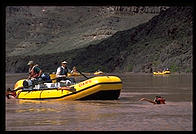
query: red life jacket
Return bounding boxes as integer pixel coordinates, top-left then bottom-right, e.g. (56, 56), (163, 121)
(29, 65), (41, 78)
(6, 91), (16, 99)
(156, 97), (166, 104)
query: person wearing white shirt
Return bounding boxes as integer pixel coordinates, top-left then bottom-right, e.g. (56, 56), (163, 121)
(56, 61), (71, 82)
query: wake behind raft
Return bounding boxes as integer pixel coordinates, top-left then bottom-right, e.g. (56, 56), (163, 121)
(7, 75), (122, 100)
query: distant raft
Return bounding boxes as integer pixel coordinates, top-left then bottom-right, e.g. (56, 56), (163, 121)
(13, 76), (122, 100)
(153, 70), (171, 75)
(94, 70), (104, 75)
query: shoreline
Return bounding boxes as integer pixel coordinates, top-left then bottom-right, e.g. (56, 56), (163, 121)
(6, 72), (192, 76)
(110, 72), (192, 76)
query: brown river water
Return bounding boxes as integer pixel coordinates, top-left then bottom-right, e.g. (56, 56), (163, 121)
(5, 73), (192, 131)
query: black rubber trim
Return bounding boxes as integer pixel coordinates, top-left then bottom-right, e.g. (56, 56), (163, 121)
(78, 90), (121, 100)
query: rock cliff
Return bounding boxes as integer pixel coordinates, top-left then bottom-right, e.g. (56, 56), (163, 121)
(6, 6), (192, 73)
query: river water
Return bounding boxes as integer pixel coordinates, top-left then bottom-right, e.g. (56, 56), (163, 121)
(5, 73), (192, 131)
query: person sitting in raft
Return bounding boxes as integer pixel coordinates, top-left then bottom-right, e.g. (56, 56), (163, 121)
(139, 96), (166, 104)
(71, 66), (77, 74)
(56, 61), (72, 82)
(27, 61), (42, 80)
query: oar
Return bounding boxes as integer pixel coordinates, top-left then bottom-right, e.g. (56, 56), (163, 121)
(58, 86), (76, 92)
(77, 69), (89, 80)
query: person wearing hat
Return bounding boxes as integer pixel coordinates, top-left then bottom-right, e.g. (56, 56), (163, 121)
(56, 61), (72, 82)
(27, 60), (42, 80)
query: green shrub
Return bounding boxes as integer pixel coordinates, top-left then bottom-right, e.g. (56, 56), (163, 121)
(152, 60), (160, 66)
(127, 64), (133, 72)
(185, 68), (191, 73)
(170, 64), (179, 72)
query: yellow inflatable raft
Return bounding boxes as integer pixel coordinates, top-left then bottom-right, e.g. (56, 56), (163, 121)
(67, 72), (81, 77)
(94, 70), (104, 75)
(163, 70), (171, 74)
(153, 70), (171, 75)
(14, 76), (122, 100)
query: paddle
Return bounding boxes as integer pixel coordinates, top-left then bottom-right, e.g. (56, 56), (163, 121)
(76, 69), (89, 80)
(58, 86), (76, 92)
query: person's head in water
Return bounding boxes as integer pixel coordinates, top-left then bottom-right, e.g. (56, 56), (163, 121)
(6, 88), (16, 99)
(154, 96), (165, 104)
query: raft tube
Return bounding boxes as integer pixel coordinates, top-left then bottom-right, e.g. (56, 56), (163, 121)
(153, 70), (171, 75)
(14, 76), (122, 100)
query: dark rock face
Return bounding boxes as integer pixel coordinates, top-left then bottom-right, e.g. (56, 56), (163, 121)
(6, 6), (160, 57)
(6, 7), (192, 73)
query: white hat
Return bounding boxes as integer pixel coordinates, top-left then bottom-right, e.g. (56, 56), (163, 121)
(62, 61), (67, 64)
(27, 61), (34, 65)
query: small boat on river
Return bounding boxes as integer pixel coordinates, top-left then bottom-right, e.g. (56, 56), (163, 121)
(94, 70), (104, 75)
(12, 75), (122, 100)
(153, 70), (171, 75)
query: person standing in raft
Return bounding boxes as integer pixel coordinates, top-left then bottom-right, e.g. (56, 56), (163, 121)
(56, 61), (72, 82)
(27, 61), (42, 80)
(139, 96), (166, 104)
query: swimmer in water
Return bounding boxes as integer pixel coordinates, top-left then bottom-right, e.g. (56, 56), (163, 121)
(139, 96), (166, 104)
(6, 88), (16, 99)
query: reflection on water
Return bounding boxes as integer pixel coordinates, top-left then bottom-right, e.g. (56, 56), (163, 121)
(6, 73), (192, 131)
